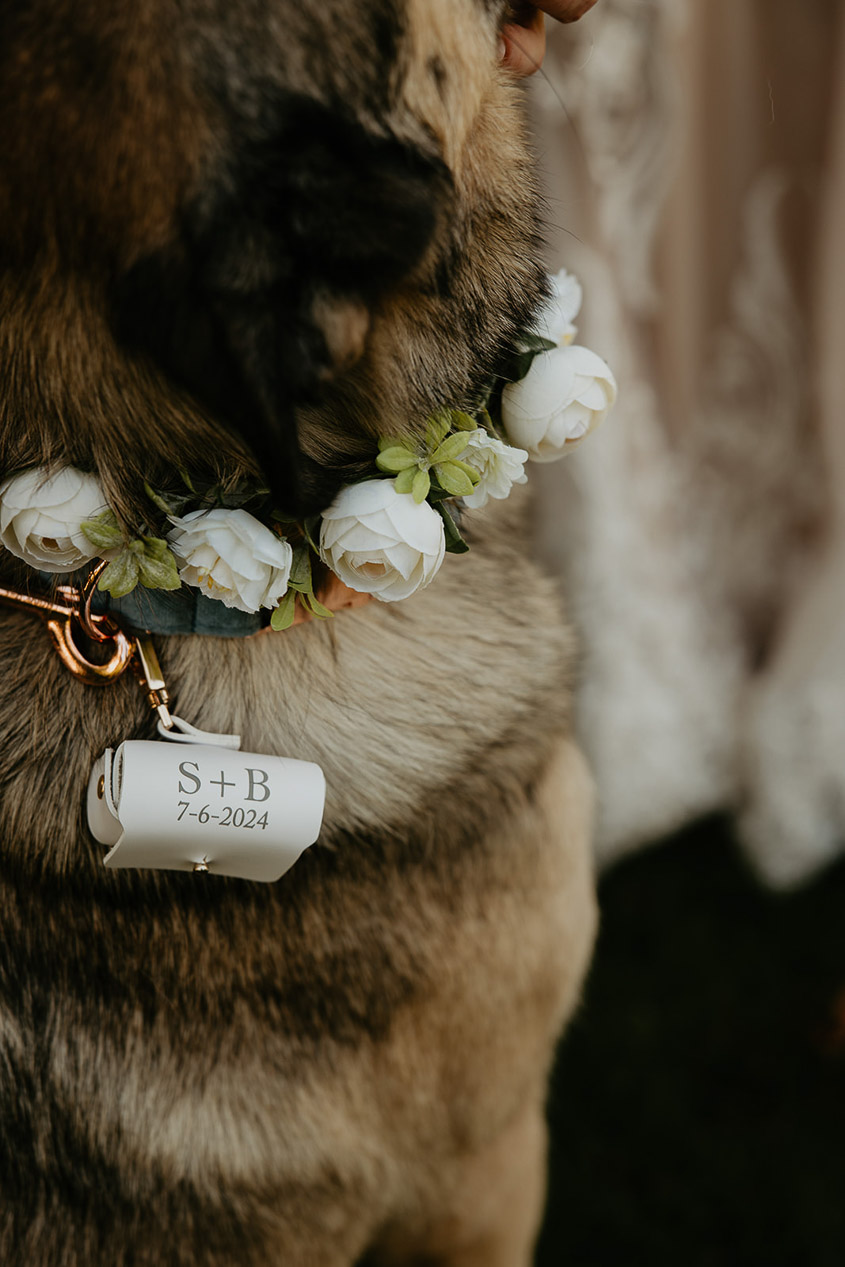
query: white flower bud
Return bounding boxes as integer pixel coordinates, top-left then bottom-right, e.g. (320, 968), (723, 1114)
(532, 268), (583, 347)
(501, 344), (617, 462)
(320, 480), (445, 602)
(0, 466), (108, 573)
(460, 430), (528, 510)
(168, 508), (292, 613)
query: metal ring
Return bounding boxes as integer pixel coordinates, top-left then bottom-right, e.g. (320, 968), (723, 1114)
(46, 616), (136, 686)
(78, 562), (121, 643)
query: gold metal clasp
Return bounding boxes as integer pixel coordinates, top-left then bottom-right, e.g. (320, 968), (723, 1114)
(0, 564), (136, 686)
(132, 634), (174, 729)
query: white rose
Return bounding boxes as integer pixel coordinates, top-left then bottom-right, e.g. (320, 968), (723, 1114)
(501, 344), (617, 462)
(532, 268), (583, 347)
(0, 466), (108, 573)
(168, 508), (293, 613)
(320, 480), (445, 603)
(460, 430), (528, 510)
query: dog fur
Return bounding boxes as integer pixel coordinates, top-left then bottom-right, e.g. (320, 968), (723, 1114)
(0, 3), (597, 1262)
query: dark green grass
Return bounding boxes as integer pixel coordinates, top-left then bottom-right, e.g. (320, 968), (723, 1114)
(538, 817), (845, 1267)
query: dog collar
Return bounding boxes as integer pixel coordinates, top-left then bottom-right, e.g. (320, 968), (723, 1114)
(92, 582), (261, 637)
(87, 567), (374, 638)
(0, 268), (616, 635)
(0, 560), (371, 715)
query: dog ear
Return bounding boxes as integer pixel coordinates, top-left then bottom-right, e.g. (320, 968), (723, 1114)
(112, 96), (450, 517)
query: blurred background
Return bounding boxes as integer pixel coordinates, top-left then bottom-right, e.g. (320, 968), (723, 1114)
(531, 3), (845, 1260)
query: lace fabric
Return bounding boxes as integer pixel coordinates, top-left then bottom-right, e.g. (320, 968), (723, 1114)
(534, 0), (845, 885)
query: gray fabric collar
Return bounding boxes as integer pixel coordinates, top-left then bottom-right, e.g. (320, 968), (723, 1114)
(90, 583), (265, 638)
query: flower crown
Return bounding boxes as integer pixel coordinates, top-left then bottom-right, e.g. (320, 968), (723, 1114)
(0, 271), (616, 629)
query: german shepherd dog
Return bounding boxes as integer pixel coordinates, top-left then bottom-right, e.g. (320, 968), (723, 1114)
(0, 2), (596, 1262)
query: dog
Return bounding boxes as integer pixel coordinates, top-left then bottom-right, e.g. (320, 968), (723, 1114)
(0, 3), (597, 1262)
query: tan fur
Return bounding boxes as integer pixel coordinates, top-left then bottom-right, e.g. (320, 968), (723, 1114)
(0, 4), (596, 1262)
(403, 0), (497, 168)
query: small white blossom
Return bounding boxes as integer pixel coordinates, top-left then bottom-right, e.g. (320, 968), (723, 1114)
(532, 268), (583, 347)
(460, 430), (528, 509)
(0, 466), (107, 573)
(502, 344), (617, 462)
(168, 508), (292, 613)
(320, 480), (445, 603)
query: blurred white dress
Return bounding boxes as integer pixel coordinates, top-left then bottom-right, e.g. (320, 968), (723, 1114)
(534, 0), (845, 886)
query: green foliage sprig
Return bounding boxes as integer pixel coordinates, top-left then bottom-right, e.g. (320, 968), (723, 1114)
(79, 329), (555, 612)
(81, 510), (180, 598)
(270, 541), (333, 631)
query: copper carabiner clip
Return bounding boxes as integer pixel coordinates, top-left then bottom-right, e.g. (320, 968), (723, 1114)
(0, 564), (136, 685)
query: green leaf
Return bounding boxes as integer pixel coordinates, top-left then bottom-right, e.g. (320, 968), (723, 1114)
(302, 593), (334, 620)
(449, 410), (479, 432)
(518, 333), (558, 355)
(143, 482), (178, 517)
(434, 501), (470, 555)
(506, 351), (539, 384)
(137, 538), (181, 590)
(80, 510), (124, 552)
(394, 466), (417, 496)
(433, 462), (475, 498)
(412, 468), (431, 504)
(302, 516), (322, 554)
(97, 549), (141, 598)
(424, 478), (451, 504)
(287, 543), (313, 594)
(376, 446), (418, 473)
(218, 486), (264, 510)
(140, 536), (172, 562)
(430, 432), (470, 464)
(425, 411), (451, 449)
(270, 589), (297, 631)
(448, 458), (481, 485)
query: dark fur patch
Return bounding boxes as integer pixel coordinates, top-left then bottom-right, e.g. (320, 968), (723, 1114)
(427, 54), (448, 96)
(112, 95), (450, 516)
